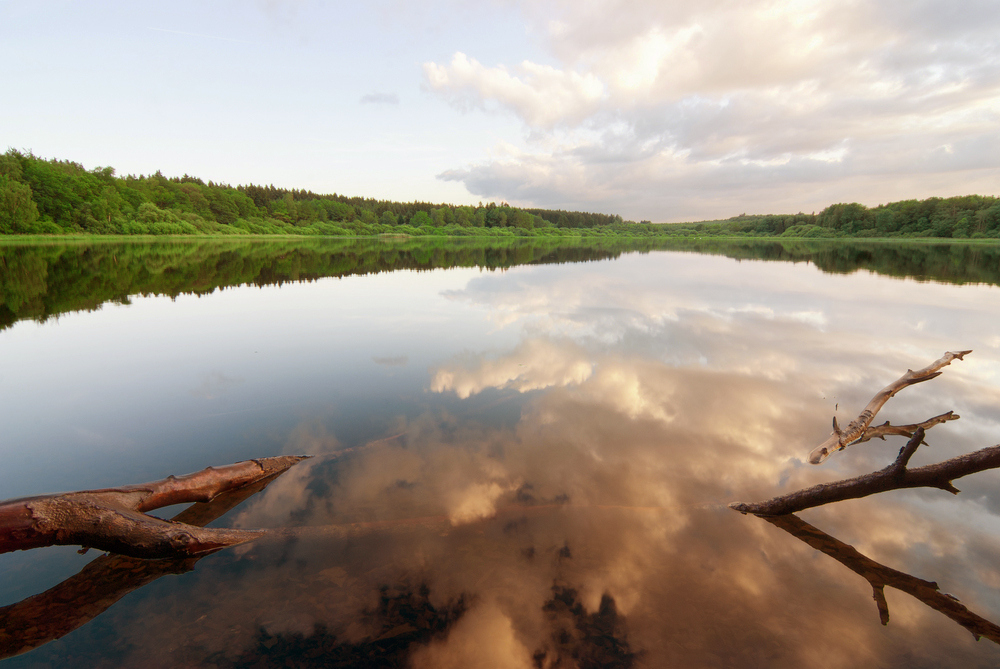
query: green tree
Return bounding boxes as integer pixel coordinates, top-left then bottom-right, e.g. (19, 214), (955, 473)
(0, 175), (40, 233)
(410, 211), (433, 227)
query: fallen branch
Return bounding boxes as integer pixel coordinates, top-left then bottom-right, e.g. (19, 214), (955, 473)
(762, 513), (1000, 643)
(731, 430), (1000, 516)
(849, 411), (959, 444)
(0, 455), (309, 559)
(809, 350), (971, 464)
(0, 455), (303, 659)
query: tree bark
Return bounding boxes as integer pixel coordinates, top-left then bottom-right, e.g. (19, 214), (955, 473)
(809, 350), (971, 464)
(0, 455), (309, 559)
(732, 430), (1000, 516)
(762, 513), (1000, 643)
(0, 455), (303, 659)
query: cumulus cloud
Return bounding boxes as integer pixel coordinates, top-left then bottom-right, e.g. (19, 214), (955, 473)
(424, 52), (605, 128)
(113, 342), (1000, 666)
(410, 602), (535, 669)
(425, 0), (1000, 220)
(430, 338), (593, 398)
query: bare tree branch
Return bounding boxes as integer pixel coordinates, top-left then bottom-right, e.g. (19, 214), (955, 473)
(730, 440), (1000, 516)
(857, 411), (959, 443)
(809, 350), (971, 464)
(762, 513), (1000, 643)
(0, 456), (302, 659)
(0, 455), (309, 559)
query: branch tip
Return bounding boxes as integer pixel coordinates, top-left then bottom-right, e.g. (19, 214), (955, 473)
(872, 584), (890, 626)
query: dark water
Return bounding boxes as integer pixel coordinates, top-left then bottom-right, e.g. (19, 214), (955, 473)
(2, 238), (1000, 667)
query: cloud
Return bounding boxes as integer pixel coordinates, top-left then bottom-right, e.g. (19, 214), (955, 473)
(127, 338), (1000, 667)
(424, 52), (605, 128)
(430, 338), (593, 398)
(410, 602), (534, 669)
(425, 0), (1000, 220)
(360, 92), (400, 105)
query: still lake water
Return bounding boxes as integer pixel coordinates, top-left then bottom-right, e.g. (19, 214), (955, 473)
(2, 238), (1000, 667)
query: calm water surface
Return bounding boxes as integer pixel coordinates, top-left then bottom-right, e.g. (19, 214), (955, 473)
(2, 239), (1000, 667)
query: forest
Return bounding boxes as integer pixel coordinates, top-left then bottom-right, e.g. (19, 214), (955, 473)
(1, 149), (997, 239)
(665, 195), (1000, 239)
(0, 150), (627, 238)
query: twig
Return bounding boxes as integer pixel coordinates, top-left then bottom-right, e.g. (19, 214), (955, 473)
(809, 351), (971, 464)
(859, 411), (959, 443)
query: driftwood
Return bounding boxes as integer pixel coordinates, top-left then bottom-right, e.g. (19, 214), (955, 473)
(732, 429), (1000, 516)
(809, 350), (971, 464)
(0, 455), (308, 559)
(0, 455), (303, 659)
(764, 513), (1000, 642)
(732, 351), (1000, 644)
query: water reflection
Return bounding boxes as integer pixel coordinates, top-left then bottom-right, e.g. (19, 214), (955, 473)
(30, 357), (992, 667)
(3, 242), (1000, 666)
(5, 237), (1000, 331)
(0, 238), (643, 331)
(0, 458), (294, 660)
(763, 513), (1000, 643)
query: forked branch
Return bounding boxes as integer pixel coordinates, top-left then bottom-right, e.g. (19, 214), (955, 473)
(0, 457), (301, 659)
(0, 455), (309, 559)
(809, 350), (971, 464)
(731, 430), (1000, 516)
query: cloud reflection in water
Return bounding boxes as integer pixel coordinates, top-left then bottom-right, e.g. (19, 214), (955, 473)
(220, 255), (1000, 667)
(12, 250), (1000, 667)
(216, 369), (999, 665)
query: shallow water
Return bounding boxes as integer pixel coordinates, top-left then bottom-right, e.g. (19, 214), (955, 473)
(2, 239), (1000, 667)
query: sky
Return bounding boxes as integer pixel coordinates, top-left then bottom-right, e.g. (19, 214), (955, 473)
(1, 0), (998, 221)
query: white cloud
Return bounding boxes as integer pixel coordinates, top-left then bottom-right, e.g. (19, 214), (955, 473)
(424, 52), (605, 128)
(425, 0), (1000, 220)
(431, 338), (593, 399)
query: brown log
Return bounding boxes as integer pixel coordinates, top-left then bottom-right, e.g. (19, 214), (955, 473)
(762, 513), (1000, 643)
(0, 456), (302, 659)
(731, 430), (1000, 516)
(0, 455), (309, 559)
(809, 350), (971, 464)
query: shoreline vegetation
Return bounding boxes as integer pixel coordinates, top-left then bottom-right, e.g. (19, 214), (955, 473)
(5, 236), (1000, 332)
(1, 150), (998, 240)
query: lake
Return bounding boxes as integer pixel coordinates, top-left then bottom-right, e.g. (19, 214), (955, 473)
(2, 237), (1000, 668)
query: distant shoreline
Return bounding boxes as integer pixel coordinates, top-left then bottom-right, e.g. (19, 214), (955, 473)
(2, 149), (997, 240)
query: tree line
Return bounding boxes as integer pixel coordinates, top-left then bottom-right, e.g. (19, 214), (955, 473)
(0, 150), (632, 237)
(1, 149), (997, 239)
(666, 195), (1000, 239)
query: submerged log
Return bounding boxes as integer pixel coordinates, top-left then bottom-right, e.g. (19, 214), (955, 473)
(0, 455), (309, 559)
(0, 455), (304, 659)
